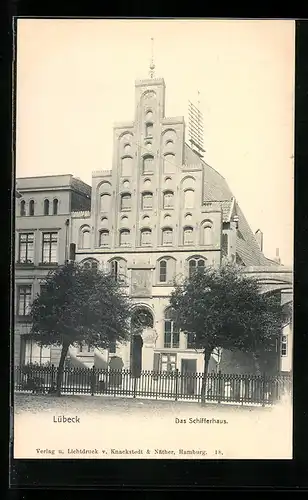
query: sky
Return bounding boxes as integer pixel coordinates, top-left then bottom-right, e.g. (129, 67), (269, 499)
(15, 19), (295, 266)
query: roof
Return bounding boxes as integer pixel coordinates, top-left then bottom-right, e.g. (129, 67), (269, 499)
(184, 143), (275, 267)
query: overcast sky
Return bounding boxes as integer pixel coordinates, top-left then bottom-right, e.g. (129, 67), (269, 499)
(15, 19), (294, 266)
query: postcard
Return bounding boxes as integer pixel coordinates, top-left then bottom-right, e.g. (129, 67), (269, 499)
(13, 18), (294, 460)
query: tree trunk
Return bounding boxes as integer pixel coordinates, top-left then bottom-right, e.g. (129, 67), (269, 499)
(252, 352), (261, 376)
(200, 347), (213, 406)
(55, 341), (70, 396)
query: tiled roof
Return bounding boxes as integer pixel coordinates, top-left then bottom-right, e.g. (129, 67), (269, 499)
(184, 143), (275, 267)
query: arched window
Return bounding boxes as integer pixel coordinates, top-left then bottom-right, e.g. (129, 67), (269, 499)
(121, 193), (131, 211)
(110, 258), (127, 283)
(157, 256), (176, 284)
(162, 227), (173, 246)
(163, 153), (176, 174)
(142, 155), (154, 174)
(99, 230), (109, 247)
(29, 200), (35, 216)
(119, 229), (131, 247)
(159, 260), (167, 282)
(20, 200), (26, 217)
(184, 189), (195, 209)
(44, 199), (49, 216)
(164, 307), (179, 348)
(131, 307), (154, 333)
(80, 227), (90, 249)
(100, 193), (111, 213)
(82, 259), (99, 271)
(189, 257), (206, 279)
(121, 156), (132, 177)
(203, 223), (213, 245)
(163, 190), (174, 209)
(183, 226), (194, 245)
(53, 199), (58, 215)
(140, 228), (152, 247)
(142, 192), (153, 210)
(145, 123), (153, 137)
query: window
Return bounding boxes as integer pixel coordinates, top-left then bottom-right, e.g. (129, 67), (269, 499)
(145, 123), (153, 137)
(109, 341), (117, 354)
(203, 224), (213, 245)
(100, 193), (111, 212)
(281, 335), (288, 357)
(20, 200), (26, 216)
(184, 189), (195, 209)
(110, 258), (127, 283)
(142, 192), (153, 210)
(163, 153), (176, 174)
(121, 193), (131, 211)
(142, 155), (154, 174)
(163, 191), (174, 209)
(183, 226), (194, 245)
(140, 228), (152, 247)
(187, 332), (196, 349)
(29, 200), (35, 216)
(99, 230), (109, 247)
(44, 199), (49, 216)
(189, 257), (206, 278)
(121, 156), (132, 177)
(164, 308), (179, 348)
(222, 233), (228, 256)
(119, 229), (131, 247)
(53, 199), (58, 215)
(162, 227), (173, 246)
(77, 342), (94, 354)
(80, 228), (90, 249)
(24, 339), (51, 365)
(82, 259), (98, 271)
(161, 353), (177, 372)
(42, 232), (58, 263)
(159, 260), (167, 282)
(18, 233), (34, 263)
(157, 257), (176, 284)
(17, 285), (32, 316)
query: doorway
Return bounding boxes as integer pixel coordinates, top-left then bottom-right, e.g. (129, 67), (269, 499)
(181, 359), (197, 396)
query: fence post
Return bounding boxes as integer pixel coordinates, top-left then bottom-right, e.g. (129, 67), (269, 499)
(51, 364), (55, 391)
(133, 377), (137, 398)
(217, 370), (222, 404)
(91, 365), (96, 396)
(175, 369), (179, 401)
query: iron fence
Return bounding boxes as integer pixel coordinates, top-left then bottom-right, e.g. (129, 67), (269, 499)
(14, 365), (292, 406)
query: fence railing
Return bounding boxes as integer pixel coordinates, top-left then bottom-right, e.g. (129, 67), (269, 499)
(14, 365), (292, 406)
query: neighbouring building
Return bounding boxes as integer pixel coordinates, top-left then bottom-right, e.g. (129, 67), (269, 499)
(14, 174), (91, 366)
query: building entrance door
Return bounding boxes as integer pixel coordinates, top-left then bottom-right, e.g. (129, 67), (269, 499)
(181, 359), (197, 396)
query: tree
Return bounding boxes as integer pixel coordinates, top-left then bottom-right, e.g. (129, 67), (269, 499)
(30, 263), (132, 395)
(170, 263), (284, 404)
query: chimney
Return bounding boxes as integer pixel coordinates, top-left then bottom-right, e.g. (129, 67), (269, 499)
(275, 248), (281, 265)
(255, 229), (263, 252)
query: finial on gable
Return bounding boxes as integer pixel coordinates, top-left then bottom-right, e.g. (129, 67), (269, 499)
(149, 37), (155, 78)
